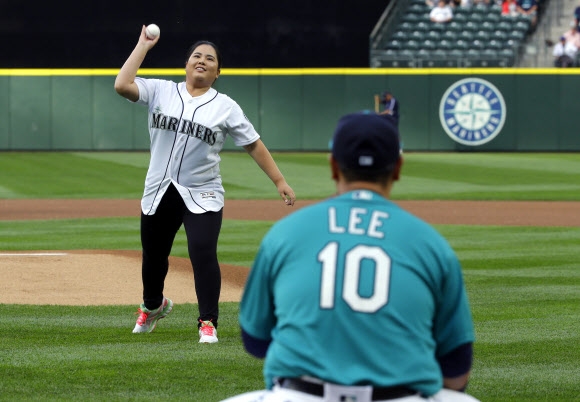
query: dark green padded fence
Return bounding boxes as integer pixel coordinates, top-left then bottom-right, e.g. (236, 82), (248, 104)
(1, 68), (579, 151)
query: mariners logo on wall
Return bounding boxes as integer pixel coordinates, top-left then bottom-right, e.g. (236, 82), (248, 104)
(439, 78), (506, 146)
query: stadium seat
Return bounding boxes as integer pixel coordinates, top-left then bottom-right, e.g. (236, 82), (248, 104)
(479, 49), (500, 67)
(417, 13), (432, 23)
(515, 13), (532, 24)
(452, 7), (470, 17)
(426, 30), (442, 40)
(480, 21), (496, 32)
(466, 49), (482, 59)
(509, 31), (526, 41)
(464, 21), (480, 31)
(416, 21), (431, 32)
(499, 48), (516, 59)
(454, 40), (470, 51)
(453, 13), (468, 23)
(482, 49), (499, 58)
(491, 30), (507, 41)
(473, 3), (489, 13)
(386, 40), (403, 50)
(441, 30), (458, 41)
(426, 49), (454, 67)
(416, 48), (432, 58)
(458, 30), (475, 41)
(432, 49), (448, 58)
(399, 49), (416, 58)
(467, 13), (484, 23)
(397, 21), (416, 32)
(471, 40), (486, 50)
(382, 49), (398, 58)
(474, 30), (490, 41)
(514, 20), (530, 32)
(487, 40), (503, 50)
(505, 38), (521, 50)
(410, 30), (426, 41)
(408, 3), (428, 14)
(422, 39), (437, 50)
(402, 13), (420, 23)
(404, 40), (421, 50)
(483, 13), (501, 24)
(496, 20), (513, 31)
(392, 31), (409, 41)
(437, 39), (454, 51)
(490, 3), (502, 13)
(448, 49), (466, 65)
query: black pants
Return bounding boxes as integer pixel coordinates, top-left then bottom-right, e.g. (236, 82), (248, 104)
(140, 183), (223, 328)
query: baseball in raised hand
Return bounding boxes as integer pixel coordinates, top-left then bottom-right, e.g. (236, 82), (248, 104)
(145, 24), (160, 39)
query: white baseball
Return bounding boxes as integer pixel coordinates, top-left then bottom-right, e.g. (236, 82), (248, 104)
(145, 24), (160, 39)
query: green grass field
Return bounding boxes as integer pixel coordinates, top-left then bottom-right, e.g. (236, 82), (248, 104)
(1, 152), (579, 401)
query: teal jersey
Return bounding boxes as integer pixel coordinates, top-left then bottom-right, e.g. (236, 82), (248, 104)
(239, 190), (475, 396)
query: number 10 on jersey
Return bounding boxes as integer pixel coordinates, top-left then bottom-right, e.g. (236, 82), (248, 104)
(318, 242), (391, 313)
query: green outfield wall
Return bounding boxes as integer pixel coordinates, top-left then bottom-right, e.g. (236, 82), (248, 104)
(1, 68), (579, 151)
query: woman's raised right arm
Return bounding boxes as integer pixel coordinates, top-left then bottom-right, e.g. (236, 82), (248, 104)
(114, 25), (159, 102)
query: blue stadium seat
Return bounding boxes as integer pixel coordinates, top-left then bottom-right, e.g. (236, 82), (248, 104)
(496, 20), (513, 31)
(491, 30), (508, 41)
(404, 40), (421, 50)
(454, 39), (470, 51)
(422, 39), (438, 50)
(483, 13), (501, 24)
(487, 40), (503, 50)
(471, 40), (486, 50)
(402, 13), (420, 23)
(458, 30), (475, 41)
(437, 39), (454, 51)
(480, 21), (496, 32)
(426, 30), (442, 40)
(509, 31), (526, 41)
(410, 30), (426, 41)
(474, 30), (490, 41)
(466, 49), (482, 59)
(416, 21), (431, 32)
(464, 21), (480, 31)
(467, 13), (484, 23)
(386, 40), (403, 50)
(449, 48), (465, 57)
(441, 30), (458, 40)
(392, 31), (409, 41)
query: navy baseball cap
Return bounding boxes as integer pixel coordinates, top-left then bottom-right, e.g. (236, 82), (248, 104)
(331, 111), (400, 172)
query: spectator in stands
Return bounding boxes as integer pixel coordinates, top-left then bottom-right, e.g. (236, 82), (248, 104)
(502, 0), (518, 16)
(553, 36), (578, 67)
(472, 0), (491, 5)
(516, 0), (538, 28)
(574, 5), (580, 32)
(430, 0), (454, 23)
(563, 21), (580, 49)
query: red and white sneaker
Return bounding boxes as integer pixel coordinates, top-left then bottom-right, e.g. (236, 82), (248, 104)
(199, 320), (218, 343)
(132, 297), (173, 333)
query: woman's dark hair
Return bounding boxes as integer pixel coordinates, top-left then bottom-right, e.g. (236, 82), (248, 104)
(185, 41), (222, 70)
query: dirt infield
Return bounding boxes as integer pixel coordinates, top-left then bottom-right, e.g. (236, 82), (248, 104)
(1, 199), (578, 305)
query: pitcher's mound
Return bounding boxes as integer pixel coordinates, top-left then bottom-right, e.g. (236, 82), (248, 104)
(0, 250), (248, 305)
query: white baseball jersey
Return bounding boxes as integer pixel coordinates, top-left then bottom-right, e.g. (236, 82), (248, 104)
(134, 78), (260, 215)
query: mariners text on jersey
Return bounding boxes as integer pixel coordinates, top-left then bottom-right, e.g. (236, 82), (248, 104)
(151, 112), (217, 146)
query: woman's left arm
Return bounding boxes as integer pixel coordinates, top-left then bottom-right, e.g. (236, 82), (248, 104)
(243, 139), (296, 206)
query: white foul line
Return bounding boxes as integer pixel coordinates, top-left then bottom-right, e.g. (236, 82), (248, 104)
(0, 253), (68, 257)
